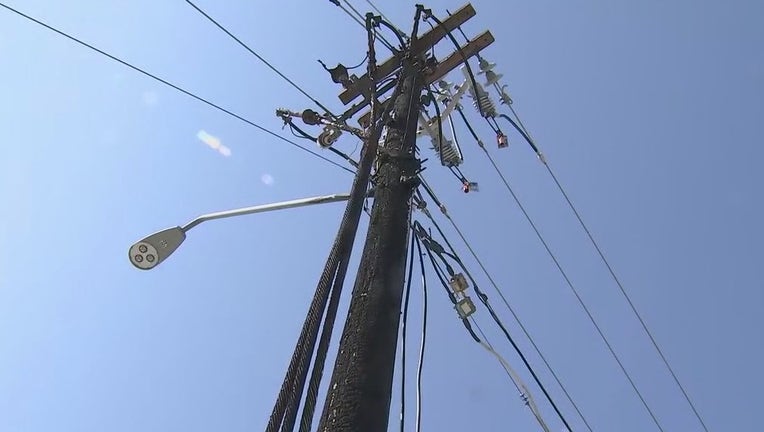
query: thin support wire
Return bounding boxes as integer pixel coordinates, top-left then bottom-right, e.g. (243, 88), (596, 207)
(417, 175), (595, 431)
(506, 103), (711, 432)
(472, 319), (551, 432)
(185, 0), (337, 118)
(0, 2), (354, 174)
(478, 147), (665, 431)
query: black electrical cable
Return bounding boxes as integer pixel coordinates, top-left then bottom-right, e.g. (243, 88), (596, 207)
(425, 86), (445, 166)
(346, 53), (369, 70)
(418, 219), (554, 431)
(422, 11), (485, 119)
(501, 106), (710, 431)
(457, 111), (663, 430)
(419, 223), (575, 432)
(378, 18), (407, 48)
(336, 0), (397, 52)
(399, 231), (418, 432)
(497, 114), (539, 153)
(0, 2), (355, 176)
(365, 0), (409, 43)
(413, 234), (428, 432)
(185, 0), (339, 119)
(484, 125), (671, 431)
(417, 227), (480, 343)
(416, 177), (595, 431)
(288, 122), (359, 169)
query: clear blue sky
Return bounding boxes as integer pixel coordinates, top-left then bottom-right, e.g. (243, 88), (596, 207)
(1, 0), (762, 430)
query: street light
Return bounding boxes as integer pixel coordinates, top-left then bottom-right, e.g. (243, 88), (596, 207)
(128, 193), (351, 270)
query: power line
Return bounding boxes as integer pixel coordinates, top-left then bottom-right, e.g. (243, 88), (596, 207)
(184, 0), (338, 118)
(416, 220), (555, 432)
(471, 319), (551, 432)
(417, 176), (595, 431)
(455, 111), (666, 431)
(0, 2), (354, 175)
(399, 231), (417, 432)
(414, 218), (574, 432)
(327, 0), (397, 52)
(413, 234), (428, 432)
(502, 106), (711, 432)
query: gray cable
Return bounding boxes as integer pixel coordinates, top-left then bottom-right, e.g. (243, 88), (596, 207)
(418, 175), (594, 431)
(185, 0), (338, 118)
(505, 103), (710, 432)
(0, 2), (354, 176)
(472, 319), (551, 432)
(477, 146), (665, 431)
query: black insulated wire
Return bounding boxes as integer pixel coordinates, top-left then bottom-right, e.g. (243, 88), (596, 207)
(422, 11), (485, 120)
(0, 2), (355, 175)
(413, 234), (428, 432)
(462, 118), (665, 430)
(185, 0), (339, 119)
(399, 232), (418, 432)
(417, 222), (575, 432)
(418, 228), (481, 343)
(417, 182), (595, 431)
(502, 105), (710, 431)
(336, 0), (397, 52)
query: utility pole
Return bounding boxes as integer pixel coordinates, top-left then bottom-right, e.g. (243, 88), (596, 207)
(263, 5), (493, 431)
(317, 53), (424, 432)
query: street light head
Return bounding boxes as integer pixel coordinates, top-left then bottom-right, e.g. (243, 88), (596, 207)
(128, 226), (185, 270)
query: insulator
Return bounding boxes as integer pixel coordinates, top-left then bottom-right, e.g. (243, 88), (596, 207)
(484, 70), (503, 86)
(473, 87), (497, 118)
(462, 65), (497, 118)
(478, 57), (496, 73)
(433, 137), (462, 167)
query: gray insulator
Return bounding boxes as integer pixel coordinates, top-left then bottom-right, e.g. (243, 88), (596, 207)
(473, 87), (497, 118)
(433, 137), (462, 167)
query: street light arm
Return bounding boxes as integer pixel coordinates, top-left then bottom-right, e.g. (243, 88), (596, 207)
(181, 193), (352, 232)
(130, 192), (353, 270)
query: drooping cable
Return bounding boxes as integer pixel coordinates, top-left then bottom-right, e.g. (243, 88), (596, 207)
(334, 0), (397, 52)
(426, 86), (446, 166)
(0, 2), (354, 175)
(421, 11), (485, 120)
(456, 111), (665, 431)
(416, 221), (553, 431)
(185, 0), (338, 119)
(413, 234), (428, 432)
(471, 319), (551, 432)
(416, 222), (574, 431)
(363, 0), (408, 42)
(416, 176), (594, 431)
(399, 230), (418, 432)
(287, 121), (359, 169)
(501, 106), (710, 431)
(418, 227), (481, 344)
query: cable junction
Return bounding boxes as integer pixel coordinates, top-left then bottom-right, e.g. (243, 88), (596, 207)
(416, 176), (595, 431)
(412, 218), (570, 431)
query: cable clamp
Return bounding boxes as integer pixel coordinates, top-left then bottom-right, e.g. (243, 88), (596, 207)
(455, 296), (477, 318)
